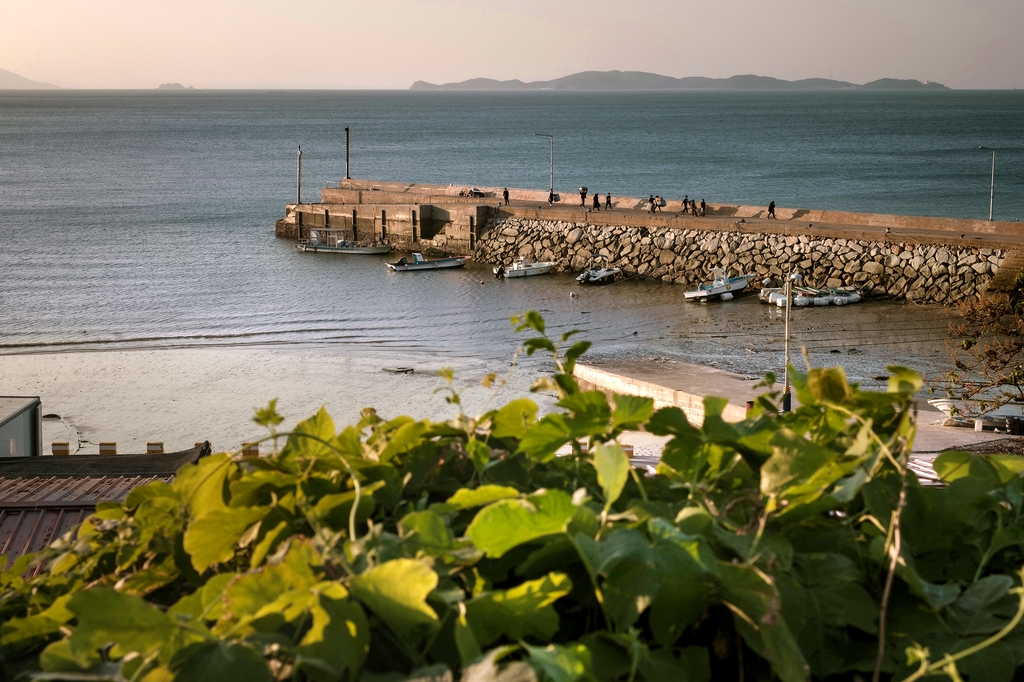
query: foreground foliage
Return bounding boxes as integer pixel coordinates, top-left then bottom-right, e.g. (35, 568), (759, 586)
(5, 313), (1024, 681)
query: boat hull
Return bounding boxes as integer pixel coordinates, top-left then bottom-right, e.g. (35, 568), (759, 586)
(928, 398), (1024, 423)
(493, 261), (556, 278)
(298, 244), (393, 255)
(684, 276), (751, 300)
(387, 257), (467, 271)
(576, 267), (620, 285)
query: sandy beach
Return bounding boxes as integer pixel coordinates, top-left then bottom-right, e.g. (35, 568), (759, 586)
(1, 346), (551, 456)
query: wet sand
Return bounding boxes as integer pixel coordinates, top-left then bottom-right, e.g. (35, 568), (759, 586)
(2, 347), (550, 456)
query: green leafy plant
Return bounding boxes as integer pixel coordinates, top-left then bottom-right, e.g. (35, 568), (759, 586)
(4, 313), (1024, 682)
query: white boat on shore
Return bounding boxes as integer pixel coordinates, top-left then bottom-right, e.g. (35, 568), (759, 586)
(576, 266), (621, 285)
(761, 285), (862, 307)
(387, 253), (468, 271)
(298, 230), (393, 255)
(928, 397), (1024, 425)
(494, 258), (556, 279)
(684, 268), (753, 301)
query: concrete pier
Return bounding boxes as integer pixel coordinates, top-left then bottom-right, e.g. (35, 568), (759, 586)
(276, 179), (1024, 303)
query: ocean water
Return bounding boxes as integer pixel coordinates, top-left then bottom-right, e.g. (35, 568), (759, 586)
(1, 90), (1021, 380)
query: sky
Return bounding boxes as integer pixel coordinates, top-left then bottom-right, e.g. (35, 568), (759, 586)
(1, 0), (1022, 89)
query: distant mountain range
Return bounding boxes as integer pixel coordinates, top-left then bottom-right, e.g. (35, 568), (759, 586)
(0, 69), (59, 89)
(411, 71), (949, 91)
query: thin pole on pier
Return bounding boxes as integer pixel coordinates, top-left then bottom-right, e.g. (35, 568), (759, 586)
(345, 128), (351, 179)
(297, 145), (302, 204)
(980, 146), (996, 221)
(782, 271), (802, 413)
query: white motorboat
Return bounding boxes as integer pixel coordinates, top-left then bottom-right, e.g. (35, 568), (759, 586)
(494, 258), (556, 279)
(928, 397), (1024, 425)
(576, 266), (621, 285)
(684, 268), (753, 301)
(298, 230), (393, 255)
(762, 286), (862, 307)
(387, 253), (468, 271)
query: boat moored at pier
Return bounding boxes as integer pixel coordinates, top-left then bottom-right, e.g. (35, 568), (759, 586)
(494, 258), (557, 279)
(761, 286), (862, 307)
(684, 268), (753, 301)
(576, 266), (621, 285)
(387, 253), (468, 271)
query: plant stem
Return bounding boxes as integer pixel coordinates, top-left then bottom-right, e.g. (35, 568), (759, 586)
(874, 465), (909, 682)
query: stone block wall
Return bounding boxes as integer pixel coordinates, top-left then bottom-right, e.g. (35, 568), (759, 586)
(475, 217), (1005, 304)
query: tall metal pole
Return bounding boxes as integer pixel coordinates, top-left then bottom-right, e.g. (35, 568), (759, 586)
(297, 145), (302, 204)
(345, 127), (351, 180)
(980, 146), (996, 221)
(782, 271), (801, 412)
(535, 133), (553, 192)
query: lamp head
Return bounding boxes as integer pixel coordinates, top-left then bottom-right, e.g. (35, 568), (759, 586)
(790, 272), (803, 282)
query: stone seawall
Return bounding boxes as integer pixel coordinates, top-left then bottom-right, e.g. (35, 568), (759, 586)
(475, 217), (1005, 304)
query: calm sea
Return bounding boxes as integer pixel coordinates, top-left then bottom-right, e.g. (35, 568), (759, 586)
(1, 90), (1022, 381)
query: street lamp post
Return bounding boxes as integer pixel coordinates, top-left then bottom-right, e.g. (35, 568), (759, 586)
(980, 146), (996, 221)
(783, 271), (802, 412)
(535, 133), (553, 193)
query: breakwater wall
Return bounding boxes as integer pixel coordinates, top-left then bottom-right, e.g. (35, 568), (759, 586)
(475, 217), (1004, 304)
(276, 179), (1024, 303)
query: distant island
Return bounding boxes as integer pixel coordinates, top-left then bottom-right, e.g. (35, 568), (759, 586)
(411, 71), (949, 91)
(0, 69), (59, 89)
(157, 83), (195, 90)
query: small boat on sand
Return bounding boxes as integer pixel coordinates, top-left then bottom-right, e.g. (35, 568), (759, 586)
(762, 286), (862, 307)
(928, 397), (1024, 427)
(684, 268), (753, 301)
(576, 266), (621, 285)
(494, 258), (556, 279)
(298, 230), (392, 255)
(387, 253), (468, 271)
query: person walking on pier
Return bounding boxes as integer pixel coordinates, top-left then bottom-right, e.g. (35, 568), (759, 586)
(700, 199), (706, 216)
(503, 188), (510, 205)
(605, 192), (612, 209)
(767, 201), (777, 219)
(548, 190), (554, 206)
(580, 187), (588, 206)
(592, 193), (601, 211)
(648, 195), (656, 213)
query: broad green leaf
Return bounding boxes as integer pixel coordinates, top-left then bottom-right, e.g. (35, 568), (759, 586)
(492, 398), (539, 439)
(169, 641), (272, 682)
(467, 489), (576, 558)
(948, 575), (1017, 635)
(887, 365), (923, 394)
(440, 485), (521, 511)
(715, 562), (809, 682)
(649, 574), (712, 646)
(806, 367), (851, 404)
(0, 594), (73, 646)
(295, 593), (370, 681)
(638, 647), (711, 682)
(349, 558), (439, 641)
(39, 638), (93, 672)
(467, 438), (492, 473)
(285, 406), (336, 460)
(465, 572), (572, 646)
(173, 454), (235, 517)
(593, 442), (629, 510)
(217, 541), (320, 630)
(69, 588), (175, 660)
(184, 505), (269, 572)
(558, 391), (611, 432)
(454, 605), (482, 667)
(518, 415), (573, 463)
(524, 642), (596, 682)
(125, 480), (178, 509)
(400, 510), (454, 554)
(611, 394), (654, 430)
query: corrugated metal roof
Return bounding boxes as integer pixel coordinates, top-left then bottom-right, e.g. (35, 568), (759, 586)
(0, 443), (210, 570)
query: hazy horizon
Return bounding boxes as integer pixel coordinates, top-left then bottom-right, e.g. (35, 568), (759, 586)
(1, 0), (1022, 90)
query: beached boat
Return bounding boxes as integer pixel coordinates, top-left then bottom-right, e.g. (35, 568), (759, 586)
(762, 285), (862, 307)
(493, 258), (556, 279)
(928, 397), (1024, 427)
(387, 253), (468, 271)
(576, 266), (621, 285)
(684, 268), (753, 301)
(298, 230), (392, 255)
